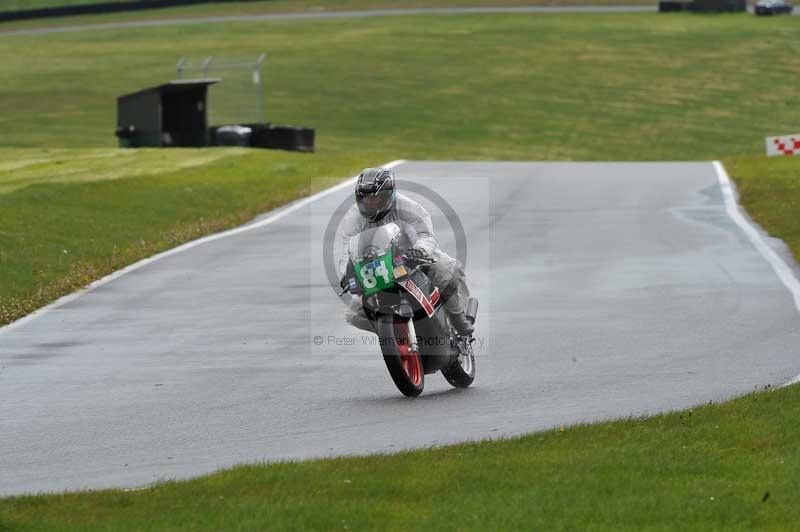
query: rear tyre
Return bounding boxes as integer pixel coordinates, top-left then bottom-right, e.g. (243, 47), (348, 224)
(441, 337), (475, 388)
(376, 316), (424, 397)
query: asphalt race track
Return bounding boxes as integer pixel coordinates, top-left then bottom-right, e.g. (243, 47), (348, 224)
(1, 161), (799, 495)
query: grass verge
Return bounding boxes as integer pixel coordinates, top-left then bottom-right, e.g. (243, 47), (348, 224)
(1, 383), (798, 530)
(724, 155), (800, 265)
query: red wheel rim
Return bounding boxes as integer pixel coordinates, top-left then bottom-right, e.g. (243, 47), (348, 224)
(395, 322), (422, 387)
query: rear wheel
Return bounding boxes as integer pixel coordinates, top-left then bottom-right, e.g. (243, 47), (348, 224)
(376, 316), (424, 397)
(441, 337), (475, 388)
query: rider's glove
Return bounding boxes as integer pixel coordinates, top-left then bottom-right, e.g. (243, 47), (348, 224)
(403, 247), (430, 262)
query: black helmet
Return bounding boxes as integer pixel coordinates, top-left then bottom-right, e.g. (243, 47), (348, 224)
(355, 168), (396, 222)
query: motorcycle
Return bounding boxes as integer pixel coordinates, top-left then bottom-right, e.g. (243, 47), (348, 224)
(340, 222), (478, 397)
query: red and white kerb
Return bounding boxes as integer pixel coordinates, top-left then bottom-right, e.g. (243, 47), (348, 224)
(766, 134), (800, 157)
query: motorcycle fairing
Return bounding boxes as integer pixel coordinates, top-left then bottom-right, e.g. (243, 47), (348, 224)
(398, 278), (441, 318)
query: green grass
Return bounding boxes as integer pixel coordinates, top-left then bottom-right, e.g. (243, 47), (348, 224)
(1, 383), (798, 530)
(725, 156), (800, 265)
(0, 147), (246, 194)
(1, 13), (798, 158)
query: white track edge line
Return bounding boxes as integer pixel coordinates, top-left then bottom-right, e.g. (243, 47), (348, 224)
(713, 160), (800, 387)
(0, 159), (405, 336)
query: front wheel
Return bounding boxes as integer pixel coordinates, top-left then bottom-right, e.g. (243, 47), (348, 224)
(376, 316), (424, 397)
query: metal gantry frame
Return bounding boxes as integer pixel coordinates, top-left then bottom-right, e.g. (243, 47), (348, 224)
(176, 53), (267, 122)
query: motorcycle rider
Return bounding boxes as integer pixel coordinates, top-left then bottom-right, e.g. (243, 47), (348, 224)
(338, 167), (474, 336)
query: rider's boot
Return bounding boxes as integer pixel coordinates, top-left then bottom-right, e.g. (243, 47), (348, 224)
(448, 311), (474, 337)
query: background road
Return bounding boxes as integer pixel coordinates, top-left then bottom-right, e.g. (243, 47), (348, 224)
(2, 5), (796, 37)
(1, 161), (799, 495)
(0, 6), (657, 36)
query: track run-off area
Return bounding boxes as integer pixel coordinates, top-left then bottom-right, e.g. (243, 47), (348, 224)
(1, 161), (799, 495)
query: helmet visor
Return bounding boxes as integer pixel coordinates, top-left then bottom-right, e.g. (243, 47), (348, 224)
(357, 188), (393, 219)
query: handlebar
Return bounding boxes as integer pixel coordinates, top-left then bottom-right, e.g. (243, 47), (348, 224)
(401, 250), (437, 266)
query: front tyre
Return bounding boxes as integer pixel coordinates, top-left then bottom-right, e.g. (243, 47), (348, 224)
(376, 316), (424, 397)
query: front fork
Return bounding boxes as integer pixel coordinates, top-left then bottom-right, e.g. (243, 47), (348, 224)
(406, 318), (419, 354)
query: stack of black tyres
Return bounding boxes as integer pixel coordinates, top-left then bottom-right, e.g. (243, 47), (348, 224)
(250, 124), (315, 153)
(209, 123), (315, 152)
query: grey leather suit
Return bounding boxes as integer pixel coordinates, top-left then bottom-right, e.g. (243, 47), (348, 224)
(338, 194), (469, 331)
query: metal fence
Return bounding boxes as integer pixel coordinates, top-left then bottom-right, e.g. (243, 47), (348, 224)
(176, 53), (267, 126)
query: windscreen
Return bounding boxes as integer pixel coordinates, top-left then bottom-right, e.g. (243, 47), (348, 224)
(347, 223), (401, 263)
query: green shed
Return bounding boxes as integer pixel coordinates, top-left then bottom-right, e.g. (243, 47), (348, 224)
(116, 78), (219, 148)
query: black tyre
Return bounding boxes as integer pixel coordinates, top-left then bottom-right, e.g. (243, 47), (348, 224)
(376, 316), (424, 397)
(441, 340), (475, 388)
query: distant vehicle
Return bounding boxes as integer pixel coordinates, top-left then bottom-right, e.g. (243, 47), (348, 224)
(755, 0), (793, 15)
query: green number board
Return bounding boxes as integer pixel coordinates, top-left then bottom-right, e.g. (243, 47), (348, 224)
(354, 252), (395, 296)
